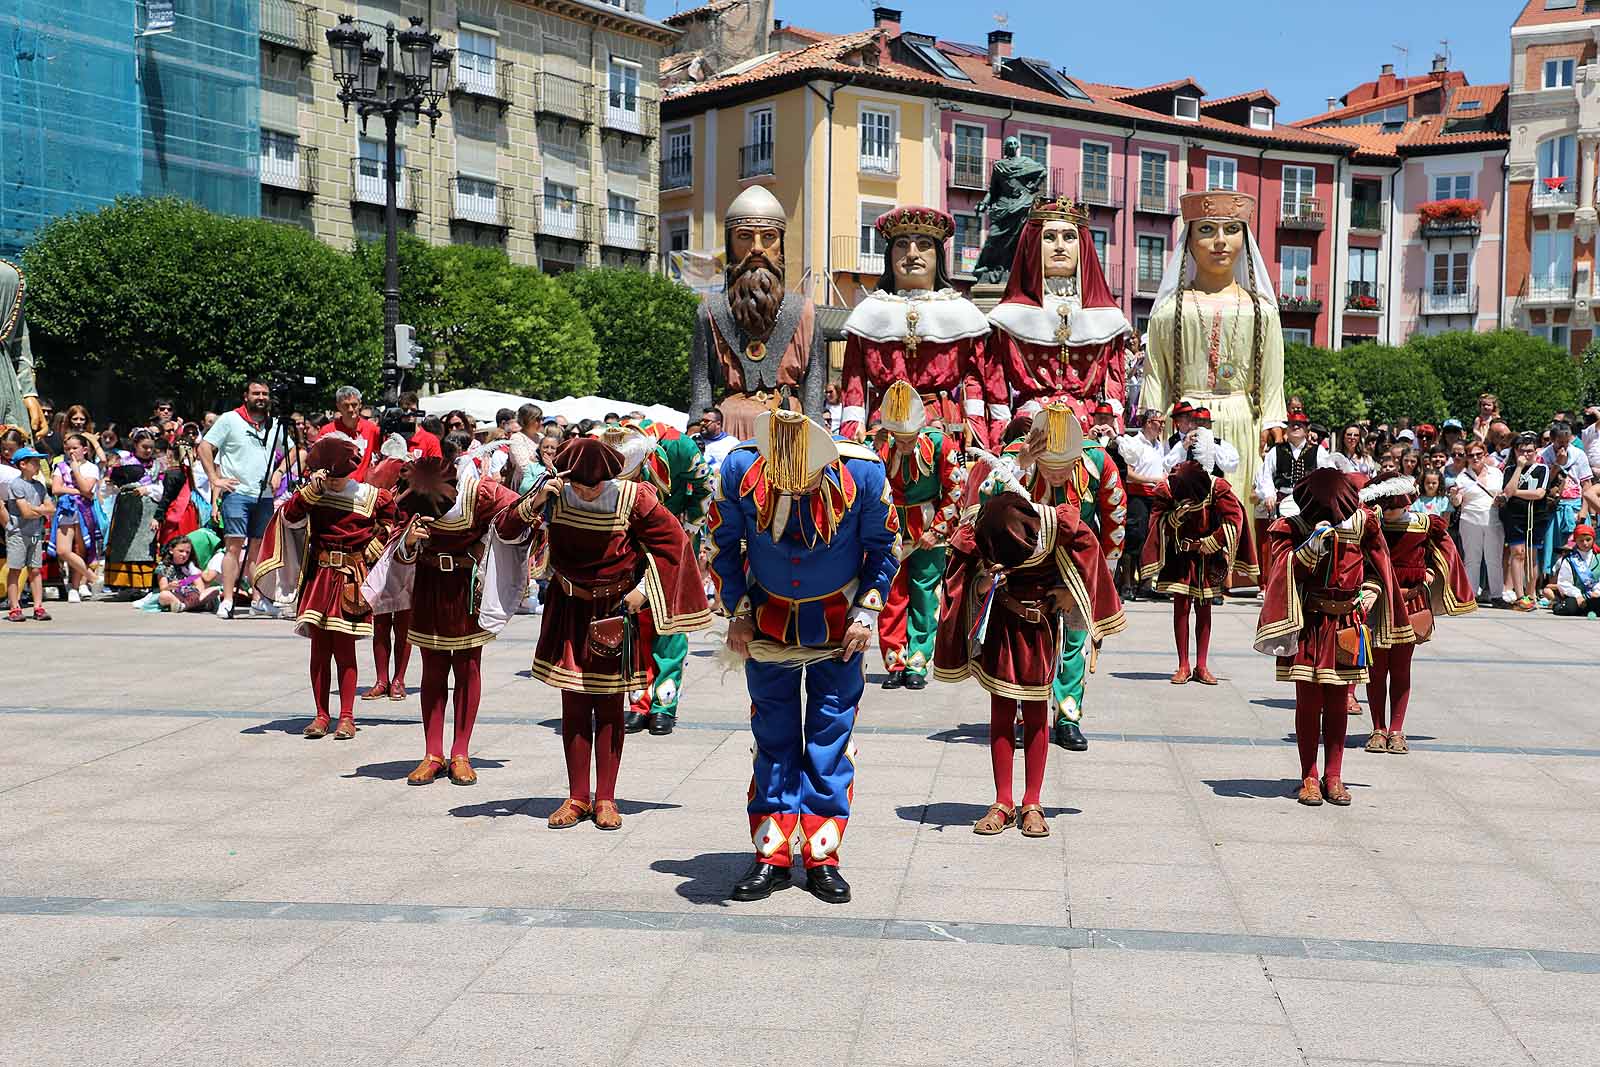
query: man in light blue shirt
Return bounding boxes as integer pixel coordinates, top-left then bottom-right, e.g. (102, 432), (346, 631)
(199, 380), (276, 619)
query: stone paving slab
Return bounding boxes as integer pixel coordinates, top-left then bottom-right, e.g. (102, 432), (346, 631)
(2, 600), (1597, 1064)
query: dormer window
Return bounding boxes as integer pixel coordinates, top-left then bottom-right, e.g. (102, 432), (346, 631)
(1250, 105), (1273, 130)
(1175, 95), (1200, 121)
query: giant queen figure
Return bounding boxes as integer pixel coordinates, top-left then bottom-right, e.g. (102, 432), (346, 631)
(689, 186), (827, 441)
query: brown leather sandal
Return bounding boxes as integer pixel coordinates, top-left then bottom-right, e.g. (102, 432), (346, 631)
(1322, 776), (1352, 806)
(1297, 775), (1323, 806)
(333, 717), (357, 741)
(303, 715), (331, 739)
(1018, 804), (1050, 838)
(592, 799), (622, 831)
(1192, 667), (1218, 685)
(972, 803), (1016, 836)
(360, 683), (389, 701)
(406, 755), (446, 786)
(1169, 667), (1192, 685)
(1387, 732), (1409, 755)
(1365, 729), (1389, 753)
(548, 798), (592, 828)
(447, 755), (477, 785)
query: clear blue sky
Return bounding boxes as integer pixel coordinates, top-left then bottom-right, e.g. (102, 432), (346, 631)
(644, 0), (1520, 121)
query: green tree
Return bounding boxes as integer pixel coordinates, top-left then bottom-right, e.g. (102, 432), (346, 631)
(557, 268), (699, 409)
(426, 245), (600, 397)
(1345, 342), (1447, 426)
(1580, 337), (1600, 412)
(351, 232), (446, 349)
(1411, 330), (1578, 431)
(23, 197), (381, 417)
(1283, 341), (1367, 428)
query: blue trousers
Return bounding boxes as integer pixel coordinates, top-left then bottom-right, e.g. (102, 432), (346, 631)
(745, 654), (862, 867)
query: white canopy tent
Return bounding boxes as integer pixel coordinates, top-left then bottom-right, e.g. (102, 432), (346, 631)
(422, 388), (689, 431)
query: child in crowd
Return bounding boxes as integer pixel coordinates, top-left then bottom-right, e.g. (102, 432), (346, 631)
(1542, 524), (1600, 618)
(4, 447), (55, 622)
(155, 536), (223, 613)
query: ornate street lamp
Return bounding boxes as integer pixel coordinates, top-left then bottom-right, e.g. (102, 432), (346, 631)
(325, 14), (451, 403)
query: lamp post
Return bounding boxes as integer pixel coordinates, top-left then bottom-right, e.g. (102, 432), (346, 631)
(326, 14), (450, 404)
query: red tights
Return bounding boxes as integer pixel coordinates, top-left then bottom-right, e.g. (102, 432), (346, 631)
(1172, 595), (1212, 673)
(1366, 645), (1413, 735)
(419, 648), (483, 759)
(309, 629), (358, 720)
(989, 695), (1049, 809)
(372, 610), (413, 688)
(561, 691), (625, 804)
(1294, 681), (1349, 781)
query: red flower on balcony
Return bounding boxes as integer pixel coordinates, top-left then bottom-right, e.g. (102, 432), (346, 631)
(1416, 198), (1485, 223)
(1543, 176), (1569, 192)
(1346, 293), (1379, 311)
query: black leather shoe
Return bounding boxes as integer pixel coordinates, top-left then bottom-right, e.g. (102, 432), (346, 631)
(623, 711), (649, 734)
(648, 712), (674, 736)
(1060, 721), (1088, 751)
(903, 673), (927, 691)
(881, 672), (905, 690)
(805, 865), (852, 904)
(731, 861), (790, 901)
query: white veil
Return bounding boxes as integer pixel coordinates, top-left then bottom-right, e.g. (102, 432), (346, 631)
(1152, 218), (1277, 313)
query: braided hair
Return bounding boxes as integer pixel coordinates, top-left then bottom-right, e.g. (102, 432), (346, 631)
(1242, 239), (1265, 415)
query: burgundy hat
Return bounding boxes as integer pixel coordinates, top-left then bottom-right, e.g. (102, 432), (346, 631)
(306, 433), (361, 478)
(556, 436), (624, 486)
(1000, 413), (1035, 447)
(397, 456), (455, 519)
(1293, 467), (1360, 527)
(1168, 460), (1211, 504)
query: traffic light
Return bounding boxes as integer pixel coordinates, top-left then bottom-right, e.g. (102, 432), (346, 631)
(394, 323), (422, 369)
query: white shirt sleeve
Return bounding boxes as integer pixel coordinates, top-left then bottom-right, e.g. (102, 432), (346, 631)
(1555, 558), (1582, 600)
(1215, 439), (1240, 473)
(1255, 449), (1277, 502)
(1163, 441), (1185, 471)
(1315, 446), (1334, 469)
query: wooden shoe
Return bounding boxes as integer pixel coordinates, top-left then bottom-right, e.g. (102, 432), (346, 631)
(593, 799), (622, 830)
(1018, 804), (1051, 838)
(333, 717), (357, 740)
(548, 798), (592, 828)
(406, 755), (446, 785)
(1297, 776), (1323, 806)
(303, 715), (331, 739)
(1321, 776), (1352, 806)
(1387, 732), (1409, 755)
(1365, 729), (1389, 753)
(972, 803), (1016, 835)
(447, 755), (477, 785)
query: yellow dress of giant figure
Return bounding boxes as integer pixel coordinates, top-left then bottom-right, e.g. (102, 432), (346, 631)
(1142, 192), (1286, 533)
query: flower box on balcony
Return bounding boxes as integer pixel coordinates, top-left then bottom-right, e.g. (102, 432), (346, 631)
(1417, 197), (1484, 237)
(1345, 293), (1380, 312)
(1279, 295), (1323, 313)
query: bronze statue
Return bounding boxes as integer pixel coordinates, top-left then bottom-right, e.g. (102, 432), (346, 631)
(972, 136), (1047, 285)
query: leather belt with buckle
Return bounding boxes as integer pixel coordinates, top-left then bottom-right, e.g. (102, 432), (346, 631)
(318, 549), (348, 568)
(555, 573), (633, 603)
(998, 592), (1046, 624)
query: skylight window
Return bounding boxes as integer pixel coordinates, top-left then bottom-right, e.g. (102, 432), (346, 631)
(1018, 59), (1090, 100)
(1457, 100), (1482, 111)
(906, 40), (972, 82)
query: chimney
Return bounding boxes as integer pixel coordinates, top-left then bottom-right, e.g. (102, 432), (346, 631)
(872, 6), (902, 34)
(773, 18), (783, 31)
(987, 29), (1012, 75)
(1381, 63), (1394, 75)
(1377, 62), (1398, 96)
(1431, 53), (1448, 75)
(1327, 97), (1339, 111)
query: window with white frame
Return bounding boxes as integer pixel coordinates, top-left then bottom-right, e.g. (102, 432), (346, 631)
(455, 174), (499, 222)
(1206, 157), (1237, 191)
(543, 179), (578, 238)
(953, 213), (982, 275)
(1019, 133), (1049, 170)
(608, 57), (639, 112)
(1532, 228), (1573, 295)
(745, 106), (775, 175)
(1433, 174), (1472, 201)
(1080, 142), (1111, 203)
(1280, 246), (1312, 299)
(1250, 105), (1273, 130)
(1534, 322), (1571, 349)
(260, 129), (300, 186)
(1348, 247), (1379, 300)
(1139, 151), (1169, 210)
(1284, 328), (1312, 346)
(456, 27), (498, 97)
(357, 138), (406, 205)
(1544, 58), (1576, 89)
(859, 203), (890, 273)
(1538, 134), (1575, 182)
(860, 108), (896, 174)
(663, 124), (692, 188)
(1136, 234), (1165, 288)
(1174, 95), (1200, 120)
(1282, 165), (1316, 215)
(1430, 251), (1470, 305)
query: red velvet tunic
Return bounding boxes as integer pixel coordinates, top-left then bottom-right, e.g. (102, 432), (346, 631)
(933, 502), (1125, 701)
(1254, 507), (1409, 684)
(988, 330), (1130, 431)
(270, 482), (396, 637)
(1138, 478), (1256, 599)
(1378, 512), (1476, 645)
(404, 477), (529, 652)
(529, 480), (711, 695)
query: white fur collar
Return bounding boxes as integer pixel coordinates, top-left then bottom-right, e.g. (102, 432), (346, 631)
(989, 294), (1131, 348)
(843, 288), (991, 344)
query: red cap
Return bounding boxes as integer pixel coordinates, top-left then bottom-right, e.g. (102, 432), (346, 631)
(1171, 401), (1194, 417)
(1092, 401), (1116, 417)
(1288, 411), (1310, 426)
(1192, 407), (1212, 422)
(1418, 423), (1437, 436)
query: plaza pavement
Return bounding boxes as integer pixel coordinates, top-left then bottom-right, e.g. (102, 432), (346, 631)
(2, 597), (1598, 1066)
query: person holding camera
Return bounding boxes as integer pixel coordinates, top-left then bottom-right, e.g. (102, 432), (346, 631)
(198, 381), (276, 620)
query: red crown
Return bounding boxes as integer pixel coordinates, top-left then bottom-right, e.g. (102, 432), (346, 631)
(875, 205), (955, 243)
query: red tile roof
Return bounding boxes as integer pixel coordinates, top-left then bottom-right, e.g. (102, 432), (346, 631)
(663, 0), (746, 26)
(1301, 82), (1508, 161)
(1514, 0), (1600, 27)
(1105, 77), (1207, 101)
(1202, 88), (1281, 110)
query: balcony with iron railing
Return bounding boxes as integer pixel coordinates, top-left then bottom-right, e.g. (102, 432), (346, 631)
(260, 0), (316, 55)
(1136, 265), (1163, 295)
(1532, 177), (1578, 212)
(537, 197), (593, 243)
(860, 143), (899, 178)
(260, 144), (317, 196)
(536, 73), (593, 125)
(1279, 283), (1325, 313)
(1420, 284), (1478, 316)
(1104, 258), (1123, 298)
(740, 141), (774, 179)
(951, 153), (986, 190)
(1418, 199), (1484, 238)
(602, 208), (657, 251)
(1349, 200), (1387, 233)
(1279, 197), (1326, 230)
(1078, 172), (1124, 210)
(1344, 281), (1383, 314)
(830, 235), (885, 277)
(603, 95), (658, 139)
(661, 152), (692, 191)
(451, 54), (513, 110)
(1522, 271), (1575, 306)
(1136, 182), (1178, 215)
(350, 160), (422, 214)
(449, 178), (512, 230)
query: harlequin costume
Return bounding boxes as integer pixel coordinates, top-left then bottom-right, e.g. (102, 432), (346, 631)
(999, 404), (1125, 750)
(623, 418), (713, 736)
(1254, 468), (1408, 807)
(1139, 436), (1256, 685)
(876, 382), (963, 690)
(361, 454), (536, 786)
(253, 435), (397, 741)
(839, 206), (1001, 447)
(707, 411), (899, 904)
(1364, 474), (1475, 754)
(934, 452), (1124, 838)
(528, 435), (711, 830)
(987, 196), (1133, 430)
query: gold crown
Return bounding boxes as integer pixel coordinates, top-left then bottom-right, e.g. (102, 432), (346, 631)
(1180, 191), (1257, 224)
(875, 206), (955, 243)
(1028, 195), (1089, 226)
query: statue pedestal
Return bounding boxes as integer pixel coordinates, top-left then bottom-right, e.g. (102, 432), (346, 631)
(968, 282), (1007, 314)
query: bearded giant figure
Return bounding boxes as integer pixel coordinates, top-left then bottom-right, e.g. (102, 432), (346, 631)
(689, 186), (827, 441)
